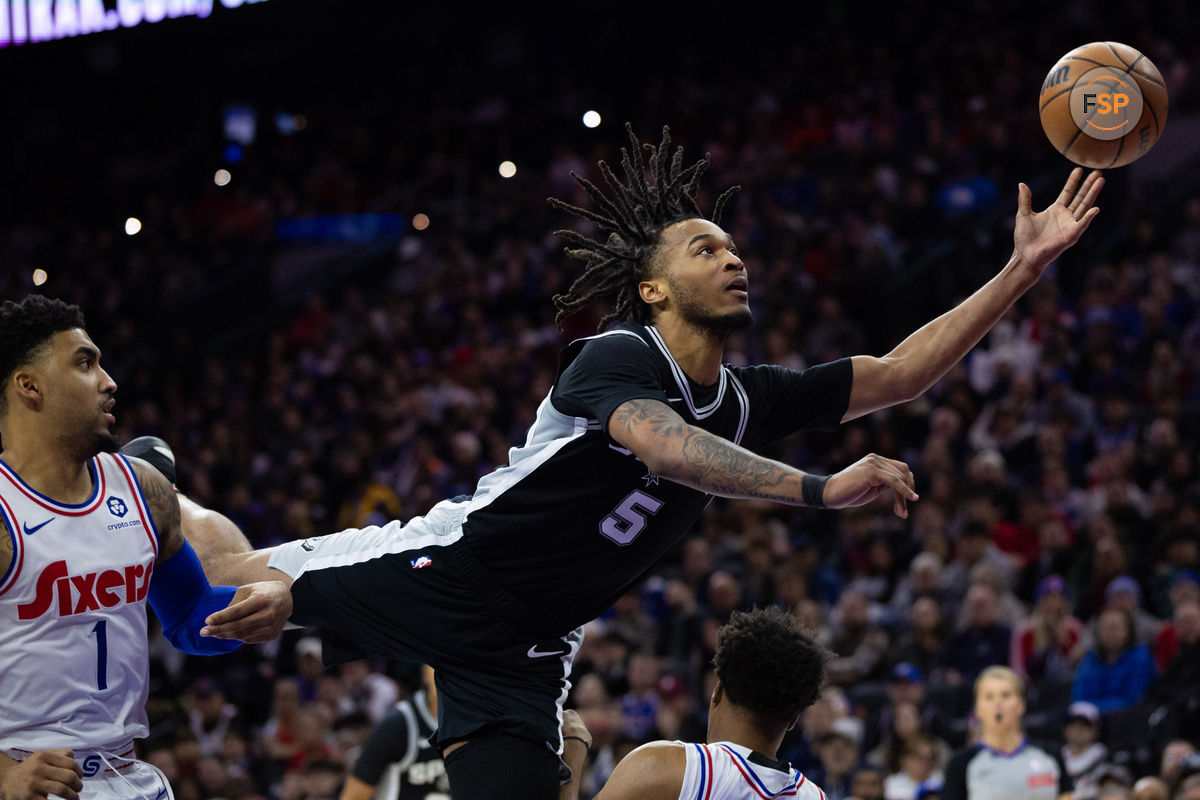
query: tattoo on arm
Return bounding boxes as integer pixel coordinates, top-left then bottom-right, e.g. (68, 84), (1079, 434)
(611, 399), (806, 504)
(610, 398), (691, 439)
(130, 459), (184, 562)
(677, 429), (799, 501)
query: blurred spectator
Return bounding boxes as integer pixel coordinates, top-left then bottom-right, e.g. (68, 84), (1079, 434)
(285, 707), (336, 775)
(261, 678), (304, 762)
(618, 652), (661, 739)
(1131, 776), (1170, 800)
(1105, 575), (1165, 647)
(884, 735), (944, 800)
(1072, 608), (1157, 713)
(1061, 701), (1108, 800)
(812, 717), (863, 800)
(1010, 574), (1085, 684)
(1149, 600), (1200, 709)
(294, 636), (327, 704)
(940, 584), (1012, 685)
(337, 661), (399, 725)
(827, 589), (890, 687)
(188, 678), (242, 758)
(1161, 741), (1199, 790)
(890, 598), (950, 681)
(852, 765), (887, 800)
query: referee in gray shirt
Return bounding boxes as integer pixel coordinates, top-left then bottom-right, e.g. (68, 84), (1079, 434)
(944, 666), (1073, 800)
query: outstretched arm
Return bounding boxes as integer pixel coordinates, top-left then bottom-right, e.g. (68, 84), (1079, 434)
(131, 459), (290, 646)
(610, 399), (918, 517)
(843, 168), (1103, 422)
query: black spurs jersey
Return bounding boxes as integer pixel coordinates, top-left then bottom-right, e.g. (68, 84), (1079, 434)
(351, 690), (448, 800)
(457, 323), (852, 633)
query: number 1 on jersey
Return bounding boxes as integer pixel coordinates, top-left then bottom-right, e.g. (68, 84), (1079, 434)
(600, 490), (663, 546)
(91, 620), (108, 691)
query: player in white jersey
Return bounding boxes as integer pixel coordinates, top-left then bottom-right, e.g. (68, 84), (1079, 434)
(0, 296), (291, 800)
(559, 607), (829, 800)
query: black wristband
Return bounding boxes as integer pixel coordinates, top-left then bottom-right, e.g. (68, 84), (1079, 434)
(802, 474), (828, 508)
(563, 735), (591, 750)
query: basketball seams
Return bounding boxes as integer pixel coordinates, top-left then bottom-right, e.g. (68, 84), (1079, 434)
(1106, 131), (1125, 168)
(1039, 85), (1073, 113)
(1143, 97), (1161, 138)
(1042, 42), (1165, 168)
(1105, 41), (1133, 69)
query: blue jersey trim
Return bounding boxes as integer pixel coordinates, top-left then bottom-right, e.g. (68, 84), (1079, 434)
(692, 743), (708, 800)
(0, 457), (100, 510)
(981, 736), (1028, 759)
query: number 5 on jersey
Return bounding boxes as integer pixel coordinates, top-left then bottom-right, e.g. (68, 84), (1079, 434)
(600, 490), (663, 546)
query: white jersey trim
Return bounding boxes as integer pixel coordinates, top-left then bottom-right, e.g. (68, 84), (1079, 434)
(462, 393), (589, 522)
(552, 627), (584, 754)
(727, 371), (750, 446)
(272, 499), (469, 581)
(645, 326), (728, 419)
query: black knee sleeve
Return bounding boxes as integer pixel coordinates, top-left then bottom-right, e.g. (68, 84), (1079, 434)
(443, 733), (562, 800)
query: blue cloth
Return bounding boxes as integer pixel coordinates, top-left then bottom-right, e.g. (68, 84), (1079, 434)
(148, 541), (242, 655)
(1071, 645), (1156, 713)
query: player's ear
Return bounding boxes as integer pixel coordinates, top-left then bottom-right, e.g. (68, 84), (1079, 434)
(11, 369), (43, 407)
(638, 277), (668, 306)
(710, 682), (724, 708)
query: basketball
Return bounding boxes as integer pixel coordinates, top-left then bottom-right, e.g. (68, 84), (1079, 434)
(1039, 41), (1168, 169)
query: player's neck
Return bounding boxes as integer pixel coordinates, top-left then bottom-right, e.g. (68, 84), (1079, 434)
(710, 707), (784, 762)
(650, 316), (725, 386)
(0, 434), (95, 504)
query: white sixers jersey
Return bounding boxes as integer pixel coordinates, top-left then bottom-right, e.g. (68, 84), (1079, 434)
(0, 453), (158, 753)
(678, 742), (822, 800)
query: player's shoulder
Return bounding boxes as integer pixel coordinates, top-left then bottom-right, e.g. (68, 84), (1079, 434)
(596, 740), (686, 800)
(571, 324), (653, 356)
(557, 323), (657, 377)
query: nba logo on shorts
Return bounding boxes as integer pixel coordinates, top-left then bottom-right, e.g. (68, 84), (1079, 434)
(410, 555), (432, 569)
(107, 497), (127, 517)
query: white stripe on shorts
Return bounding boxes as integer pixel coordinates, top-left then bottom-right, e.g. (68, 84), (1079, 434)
(267, 499), (467, 581)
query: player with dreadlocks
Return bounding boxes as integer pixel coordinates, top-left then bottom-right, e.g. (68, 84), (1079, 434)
(192, 126), (1104, 799)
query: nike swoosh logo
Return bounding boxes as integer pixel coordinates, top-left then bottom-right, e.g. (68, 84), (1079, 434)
(22, 519), (53, 536)
(527, 645), (566, 659)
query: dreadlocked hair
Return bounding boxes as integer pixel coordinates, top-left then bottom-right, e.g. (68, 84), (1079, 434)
(548, 124), (739, 331)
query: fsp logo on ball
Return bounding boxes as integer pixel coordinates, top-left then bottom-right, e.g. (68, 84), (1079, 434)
(1070, 68), (1144, 141)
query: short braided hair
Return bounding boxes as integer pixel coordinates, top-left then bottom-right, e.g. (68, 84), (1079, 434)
(0, 295), (85, 415)
(549, 124), (739, 331)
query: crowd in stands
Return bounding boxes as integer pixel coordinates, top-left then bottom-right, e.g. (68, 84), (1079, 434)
(2, 2), (1200, 799)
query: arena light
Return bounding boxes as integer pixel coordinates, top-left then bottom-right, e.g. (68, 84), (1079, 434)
(582, 110), (602, 129)
(125, 217), (142, 236)
(32, 268), (47, 286)
(412, 213), (430, 231)
(214, 169), (232, 186)
(498, 161), (517, 179)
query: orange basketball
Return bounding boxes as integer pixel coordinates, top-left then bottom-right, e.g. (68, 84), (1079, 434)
(1039, 41), (1168, 169)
